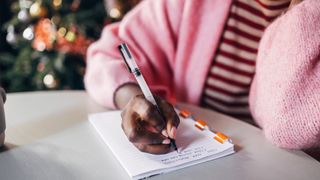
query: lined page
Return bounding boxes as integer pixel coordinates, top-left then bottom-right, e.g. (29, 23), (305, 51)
(89, 111), (234, 179)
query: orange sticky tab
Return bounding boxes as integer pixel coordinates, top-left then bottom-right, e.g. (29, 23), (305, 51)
(179, 109), (190, 118)
(194, 119), (207, 130)
(196, 119), (207, 127)
(214, 132), (229, 144)
(195, 123), (204, 130)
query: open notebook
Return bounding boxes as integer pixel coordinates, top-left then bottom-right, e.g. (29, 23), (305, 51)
(89, 111), (234, 180)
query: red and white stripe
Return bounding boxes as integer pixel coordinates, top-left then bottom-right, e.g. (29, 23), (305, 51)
(202, 0), (290, 122)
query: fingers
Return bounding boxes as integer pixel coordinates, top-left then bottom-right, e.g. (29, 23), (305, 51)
(121, 94), (179, 154)
(121, 95), (168, 145)
(156, 96), (180, 139)
(124, 124), (169, 144)
(132, 95), (165, 132)
(133, 143), (171, 154)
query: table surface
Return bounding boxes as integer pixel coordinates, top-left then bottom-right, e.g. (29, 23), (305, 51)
(0, 91), (319, 180)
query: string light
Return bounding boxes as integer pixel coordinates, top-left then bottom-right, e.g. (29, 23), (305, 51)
(57, 27), (67, 37)
(22, 26), (34, 40)
(53, 0), (62, 8)
(109, 8), (121, 19)
(43, 74), (57, 88)
(29, 1), (41, 17)
(65, 31), (76, 42)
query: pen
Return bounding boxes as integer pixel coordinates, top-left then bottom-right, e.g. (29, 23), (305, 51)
(118, 43), (178, 153)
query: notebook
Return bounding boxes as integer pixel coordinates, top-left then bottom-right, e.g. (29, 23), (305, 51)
(89, 110), (234, 180)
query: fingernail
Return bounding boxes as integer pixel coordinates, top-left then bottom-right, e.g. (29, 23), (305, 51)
(170, 127), (177, 139)
(162, 129), (169, 137)
(162, 139), (170, 144)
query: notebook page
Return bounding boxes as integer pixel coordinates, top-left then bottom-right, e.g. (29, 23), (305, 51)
(89, 111), (234, 179)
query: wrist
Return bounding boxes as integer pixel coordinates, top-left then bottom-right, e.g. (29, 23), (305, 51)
(114, 83), (142, 109)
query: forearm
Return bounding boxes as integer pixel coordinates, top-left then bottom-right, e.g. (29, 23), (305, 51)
(115, 83), (142, 109)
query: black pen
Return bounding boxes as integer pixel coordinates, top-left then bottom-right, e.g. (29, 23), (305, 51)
(118, 43), (178, 152)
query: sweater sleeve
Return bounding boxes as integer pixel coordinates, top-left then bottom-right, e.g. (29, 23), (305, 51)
(84, 0), (183, 109)
(249, 0), (320, 150)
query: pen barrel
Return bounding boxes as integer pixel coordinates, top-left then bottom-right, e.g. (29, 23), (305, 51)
(135, 73), (157, 106)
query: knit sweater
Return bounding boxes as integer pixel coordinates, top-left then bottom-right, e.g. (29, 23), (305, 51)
(201, 0), (290, 122)
(249, 0), (320, 151)
(85, 0), (320, 155)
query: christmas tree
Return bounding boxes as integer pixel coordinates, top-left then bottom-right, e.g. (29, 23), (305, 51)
(0, 0), (141, 92)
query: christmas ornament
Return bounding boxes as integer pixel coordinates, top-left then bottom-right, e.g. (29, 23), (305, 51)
(6, 25), (17, 45)
(32, 18), (56, 51)
(22, 25), (34, 40)
(56, 32), (92, 56)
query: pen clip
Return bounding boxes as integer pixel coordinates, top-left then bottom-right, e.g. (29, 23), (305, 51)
(118, 43), (132, 73)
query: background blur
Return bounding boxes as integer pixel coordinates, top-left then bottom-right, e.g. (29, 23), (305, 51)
(0, 0), (141, 92)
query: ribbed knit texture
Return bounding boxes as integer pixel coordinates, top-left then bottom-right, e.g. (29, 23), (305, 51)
(249, 0), (320, 151)
(202, 0), (290, 122)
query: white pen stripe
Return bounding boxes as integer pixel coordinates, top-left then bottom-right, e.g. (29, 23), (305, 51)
(206, 77), (249, 94)
(224, 31), (259, 49)
(231, 6), (269, 27)
(216, 55), (256, 73)
(204, 98), (250, 113)
(211, 66), (252, 84)
(255, 0), (291, 6)
(220, 43), (257, 61)
(227, 18), (264, 37)
(248, 0), (289, 17)
(204, 89), (249, 103)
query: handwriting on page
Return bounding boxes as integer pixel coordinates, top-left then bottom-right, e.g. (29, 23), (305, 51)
(149, 145), (219, 165)
(144, 115), (221, 166)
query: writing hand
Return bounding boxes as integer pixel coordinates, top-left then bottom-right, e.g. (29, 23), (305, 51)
(121, 95), (180, 154)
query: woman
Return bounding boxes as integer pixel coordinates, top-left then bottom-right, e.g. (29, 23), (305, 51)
(85, 0), (319, 157)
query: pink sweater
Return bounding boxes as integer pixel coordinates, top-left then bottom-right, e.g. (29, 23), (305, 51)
(85, 0), (320, 152)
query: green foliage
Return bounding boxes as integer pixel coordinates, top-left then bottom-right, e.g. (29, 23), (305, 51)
(0, 0), (108, 92)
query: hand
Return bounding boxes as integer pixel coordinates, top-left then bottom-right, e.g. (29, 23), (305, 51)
(120, 95), (180, 154)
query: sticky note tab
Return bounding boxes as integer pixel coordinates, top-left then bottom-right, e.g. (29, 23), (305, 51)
(179, 109), (191, 118)
(195, 119), (207, 130)
(214, 132), (229, 144)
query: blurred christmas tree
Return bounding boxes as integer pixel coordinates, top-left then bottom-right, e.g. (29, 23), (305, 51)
(0, 0), (141, 92)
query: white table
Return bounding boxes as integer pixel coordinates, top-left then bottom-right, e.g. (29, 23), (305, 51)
(0, 91), (319, 180)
